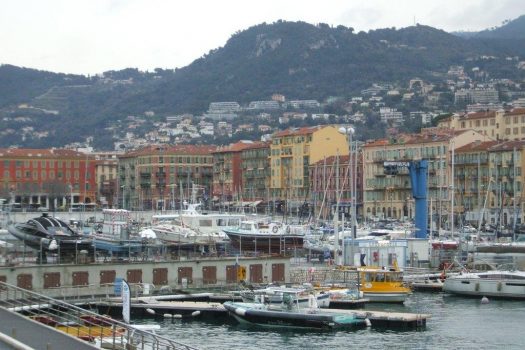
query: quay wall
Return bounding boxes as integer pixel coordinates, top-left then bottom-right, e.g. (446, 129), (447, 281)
(0, 256), (290, 299)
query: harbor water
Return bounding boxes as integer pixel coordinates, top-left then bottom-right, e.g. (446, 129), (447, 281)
(135, 292), (525, 350)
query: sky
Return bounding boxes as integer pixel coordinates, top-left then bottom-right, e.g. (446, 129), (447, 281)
(1, 0), (524, 75)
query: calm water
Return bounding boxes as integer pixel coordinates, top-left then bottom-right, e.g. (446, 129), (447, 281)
(140, 293), (525, 349)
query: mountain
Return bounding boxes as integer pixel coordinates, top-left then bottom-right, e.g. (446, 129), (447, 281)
(1, 20), (525, 150)
(453, 15), (525, 39)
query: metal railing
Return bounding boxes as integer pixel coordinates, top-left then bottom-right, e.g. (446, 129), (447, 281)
(0, 281), (198, 350)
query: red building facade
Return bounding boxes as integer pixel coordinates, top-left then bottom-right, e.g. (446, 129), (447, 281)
(0, 148), (97, 210)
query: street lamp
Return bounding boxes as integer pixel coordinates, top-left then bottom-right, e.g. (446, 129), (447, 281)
(338, 126), (356, 266)
(121, 185), (125, 210)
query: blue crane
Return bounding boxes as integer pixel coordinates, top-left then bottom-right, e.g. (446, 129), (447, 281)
(384, 160), (428, 238)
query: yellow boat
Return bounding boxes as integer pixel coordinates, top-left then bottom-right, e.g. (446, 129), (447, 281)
(358, 264), (412, 303)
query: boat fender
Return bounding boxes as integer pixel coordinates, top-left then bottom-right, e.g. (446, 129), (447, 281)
(146, 308), (156, 315)
(365, 318), (372, 327)
(475, 283), (480, 292)
(163, 313), (173, 318)
(173, 314), (183, 319)
(497, 282), (502, 291)
(272, 225), (278, 233)
(235, 308), (246, 317)
(481, 296), (489, 304)
(191, 311), (201, 317)
(286, 226), (291, 234)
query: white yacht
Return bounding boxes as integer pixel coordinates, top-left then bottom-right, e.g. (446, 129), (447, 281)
(150, 202), (245, 244)
(443, 270), (525, 299)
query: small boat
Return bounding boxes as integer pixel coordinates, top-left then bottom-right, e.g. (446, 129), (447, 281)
(92, 209), (145, 255)
(358, 266), (412, 303)
(7, 213), (93, 261)
(443, 269), (525, 299)
(224, 294), (368, 330)
(240, 285), (331, 308)
(223, 220), (305, 254)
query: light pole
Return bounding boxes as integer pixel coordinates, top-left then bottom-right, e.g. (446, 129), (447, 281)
(121, 185), (125, 210)
(338, 126), (356, 266)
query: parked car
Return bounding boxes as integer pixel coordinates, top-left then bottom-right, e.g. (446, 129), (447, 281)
(37, 206), (49, 212)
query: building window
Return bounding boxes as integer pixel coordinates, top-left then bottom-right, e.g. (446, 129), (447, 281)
(506, 128), (511, 135)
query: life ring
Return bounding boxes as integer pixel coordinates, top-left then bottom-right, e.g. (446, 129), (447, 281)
(272, 225), (279, 233)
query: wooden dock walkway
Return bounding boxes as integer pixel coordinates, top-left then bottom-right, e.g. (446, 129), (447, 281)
(91, 300), (429, 330)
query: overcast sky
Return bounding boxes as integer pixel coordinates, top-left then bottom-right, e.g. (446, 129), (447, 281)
(1, 0), (524, 75)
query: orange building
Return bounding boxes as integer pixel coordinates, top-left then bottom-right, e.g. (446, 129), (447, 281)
(0, 148), (96, 210)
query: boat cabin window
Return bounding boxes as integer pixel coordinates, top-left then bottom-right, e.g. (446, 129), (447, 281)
(479, 274), (525, 280)
(217, 219), (227, 227)
(199, 219), (213, 227)
(363, 271), (402, 282)
(228, 218), (240, 226)
(240, 222), (253, 230)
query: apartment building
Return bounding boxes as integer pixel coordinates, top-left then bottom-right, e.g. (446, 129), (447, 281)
(269, 125), (349, 208)
(240, 141), (270, 202)
(211, 141), (259, 202)
(0, 148), (96, 210)
(362, 129), (490, 221)
(118, 145), (215, 210)
(485, 140), (525, 227)
(437, 108), (525, 141)
(309, 153), (364, 221)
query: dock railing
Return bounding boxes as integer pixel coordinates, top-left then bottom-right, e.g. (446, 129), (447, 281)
(0, 280), (198, 350)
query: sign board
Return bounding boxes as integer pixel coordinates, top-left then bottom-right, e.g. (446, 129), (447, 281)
(384, 161), (410, 167)
(114, 277), (123, 295)
(237, 265), (246, 281)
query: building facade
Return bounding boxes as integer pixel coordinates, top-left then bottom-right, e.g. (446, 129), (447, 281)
(362, 129), (491, 222)
(0, 148), (96, 210)
(269, 125), (349, 208)
(438, 108), (525, 141)
(310, 153), (364, 221)
(240, 141), (270, 202)
(118, 145), (215, 211)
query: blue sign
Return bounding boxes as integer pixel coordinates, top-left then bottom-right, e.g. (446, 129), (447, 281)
(114, 277), (123, 295)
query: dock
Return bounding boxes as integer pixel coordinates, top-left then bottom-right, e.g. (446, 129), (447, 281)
(409, 280), (444, 292)
(92, 299), (429, 330)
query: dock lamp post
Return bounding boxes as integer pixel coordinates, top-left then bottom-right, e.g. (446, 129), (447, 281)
(338, 126), (356, 266)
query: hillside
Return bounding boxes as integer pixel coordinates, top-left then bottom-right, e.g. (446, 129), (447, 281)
(1, 20), (525, 149)
(453, 15), (525, 39)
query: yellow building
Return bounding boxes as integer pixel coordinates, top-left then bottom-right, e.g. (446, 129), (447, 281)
(437, 108), (525, 141)
(270, 125), (349, 206)
(362, 128), (491, 222)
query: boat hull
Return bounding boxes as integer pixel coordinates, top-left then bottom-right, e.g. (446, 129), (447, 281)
(444, 279), (525, 299)
(224, 302), (366, 330)
(362, 292), (409, 303)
